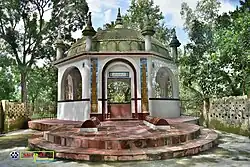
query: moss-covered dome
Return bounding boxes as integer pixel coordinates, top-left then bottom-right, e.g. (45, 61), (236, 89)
(67, 27), (170, 58)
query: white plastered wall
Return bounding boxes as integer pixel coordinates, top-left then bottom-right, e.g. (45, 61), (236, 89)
(150, 57), (181, 118)
(56, 58), (90, 121)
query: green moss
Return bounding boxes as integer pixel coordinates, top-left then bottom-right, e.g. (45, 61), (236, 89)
(0, 134), (31, 149)
(209, 119), (250, 136)
(4, 117), (29, 132)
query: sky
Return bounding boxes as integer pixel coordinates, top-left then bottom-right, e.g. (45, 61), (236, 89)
(71, 0), (240, 47)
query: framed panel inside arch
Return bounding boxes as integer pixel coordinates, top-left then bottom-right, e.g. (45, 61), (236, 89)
(155, 67), (176, 98)
(61, 66), (82, 101)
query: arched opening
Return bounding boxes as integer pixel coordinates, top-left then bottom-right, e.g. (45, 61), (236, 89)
(108, 80), (131, 103)
(102, 58), (137, 120)
(155, 67), (174, 98)
(61, 67), (82, 100)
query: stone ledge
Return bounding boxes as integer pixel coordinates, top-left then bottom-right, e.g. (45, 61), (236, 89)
(28, 128), (218, 161)
(145, 116), (169, 126)
(81, 117), (101, 128)
(143, 120), (170, 130)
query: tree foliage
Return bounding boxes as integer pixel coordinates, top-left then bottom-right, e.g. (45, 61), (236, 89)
(214, 1), (250, 95)
(122, 0), (173, 46)
(0, 53), (16, 100)
(0, 0), (89, 103)
(180, 0), (225, 100)
(180, 0), (250, 121)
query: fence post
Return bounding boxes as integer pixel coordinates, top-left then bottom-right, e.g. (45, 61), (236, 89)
(0, 101), (4, 134)
(247, 99), (250, 138)
(0, 100), (9, 132)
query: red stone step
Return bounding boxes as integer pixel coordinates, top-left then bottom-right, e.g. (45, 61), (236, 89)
(105, 118), (139, 121)
(42, 123), (201, 149)
(28, 128), (218, 161)
(28, 116), (199, 131)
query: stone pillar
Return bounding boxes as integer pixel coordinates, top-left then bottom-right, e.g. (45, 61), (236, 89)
(147, 57), (153, 114)
(54, 31), (65, 60)
(169, 28), (181, 64)
(56, 47), (64, 60)
(169, 29), (181, 99)
(57, 70), (62, 101)
(144, 35), (152, 51)
(83, 59), (90, 99)
(141, 15), (155, 115)
(90, 58), (98, 113)
(85, 36), (92, 51)
(141, 14), (155, 52)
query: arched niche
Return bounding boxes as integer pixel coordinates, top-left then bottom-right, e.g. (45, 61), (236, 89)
(154, 67), (177, 98)
(61, 66), (82, 100)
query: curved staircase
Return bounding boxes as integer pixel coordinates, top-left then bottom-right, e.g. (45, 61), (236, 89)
(28, 120), (218, 161)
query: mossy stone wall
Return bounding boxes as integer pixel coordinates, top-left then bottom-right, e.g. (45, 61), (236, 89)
(207, 96), (250, 136)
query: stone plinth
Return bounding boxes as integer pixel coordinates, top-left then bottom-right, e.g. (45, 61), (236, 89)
(28, 118), (218, 161)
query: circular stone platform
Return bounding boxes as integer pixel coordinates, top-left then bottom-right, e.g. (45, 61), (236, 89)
(28, 120), (218, 161)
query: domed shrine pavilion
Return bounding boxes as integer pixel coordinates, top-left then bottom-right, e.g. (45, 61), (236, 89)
(28, 9), (218, 162)
(54, 9), (181, 121)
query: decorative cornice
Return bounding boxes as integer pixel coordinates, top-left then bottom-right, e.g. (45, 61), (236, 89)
(53, 51), (174, 66)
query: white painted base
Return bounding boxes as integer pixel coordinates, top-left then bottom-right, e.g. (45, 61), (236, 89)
(151, 100), (180, 118)
(143, 120), (171, 130)
(57, 101), (90, 121)
(79, 128), (98, 132)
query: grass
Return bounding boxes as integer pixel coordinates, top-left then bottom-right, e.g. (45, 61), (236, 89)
(209, 119), (250, 137)
(0, 134), (31, 149)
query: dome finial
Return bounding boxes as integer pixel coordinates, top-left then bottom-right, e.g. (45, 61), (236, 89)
(82, 12), (96, 37)
(141, 13), (155, 36)
(57, 30), (62, 40)
(55, 29), (64, 45)
(115, 8), (122, 25)
(87, 12), (93, 27)
(169, 28), (181, 48)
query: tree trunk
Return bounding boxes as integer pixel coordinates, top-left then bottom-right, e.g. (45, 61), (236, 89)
(242, 74), (246, 96)
(20, 71), (28, 103)
(202, 98), (210, 127)
(31, 98), (35, 114)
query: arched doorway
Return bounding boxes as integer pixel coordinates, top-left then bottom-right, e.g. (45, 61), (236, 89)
(102, 58), (137, 120)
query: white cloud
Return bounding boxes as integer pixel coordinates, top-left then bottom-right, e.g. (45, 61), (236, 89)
(104, 9), (112, 24)
(219, 0), (236, 14)
(71, 0), (121, 39)
(154, 0), (197, 28)
(87, 0), (120, 19)
(154, 0), (236, 28)
(152, 0), (236, 46)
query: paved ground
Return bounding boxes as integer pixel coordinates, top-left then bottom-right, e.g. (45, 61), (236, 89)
(0, 129), (250, 167)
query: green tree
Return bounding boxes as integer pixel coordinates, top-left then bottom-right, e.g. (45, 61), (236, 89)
(0, 51), (16, 100)
(180, 0), (226, 124)
(0, 0), (89, 103)
(122, 0), (172, 46)
(214, 0), (250, 96)
(180, 0), (250, 124)
(27, 64), (57, 112)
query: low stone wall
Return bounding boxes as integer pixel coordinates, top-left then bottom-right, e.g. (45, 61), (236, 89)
(207, 96), (250, 136)
(0, 100), (30, 133)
